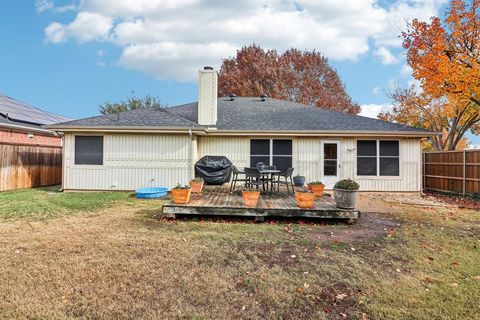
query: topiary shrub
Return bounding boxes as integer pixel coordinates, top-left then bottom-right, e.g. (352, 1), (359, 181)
(334, 179), (359, 191)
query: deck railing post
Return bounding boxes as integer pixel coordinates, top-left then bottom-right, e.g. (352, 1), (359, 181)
(462, 149), (466, 197)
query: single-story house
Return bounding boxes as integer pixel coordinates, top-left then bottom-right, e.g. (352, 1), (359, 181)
(48, 67), (435, 192)
(0, 94), (71, 146)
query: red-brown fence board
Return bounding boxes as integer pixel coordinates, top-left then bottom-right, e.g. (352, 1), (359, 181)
(423, 150), (480, 194)
(0, 143), (62, 191)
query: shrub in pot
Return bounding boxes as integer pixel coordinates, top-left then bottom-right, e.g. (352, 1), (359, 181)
(293, 175), (306, 187)
(242, 186), (260, 207)
(307, 181), (325, 197)
(171, 184), (192, 204)
(333, 179), (360, 209)
(295, 188), (316, 208)
(189, 177), (204, 193)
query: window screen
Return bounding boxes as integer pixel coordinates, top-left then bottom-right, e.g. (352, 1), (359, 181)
(272, 140), (292, 172)
(357, 140), (377, 175)
(357, 140), (399, 176)
(75, 136), (103, 165)
(250, 139), (292, 172)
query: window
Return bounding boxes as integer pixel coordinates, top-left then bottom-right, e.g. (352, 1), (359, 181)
(357, 140), (399, 176)
(250, 139), (292, 172)
(75, 136), (104, 165)
(323, 143), (338, 176)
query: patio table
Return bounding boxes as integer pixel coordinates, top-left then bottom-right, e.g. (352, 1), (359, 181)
(259, 169), (281, 194)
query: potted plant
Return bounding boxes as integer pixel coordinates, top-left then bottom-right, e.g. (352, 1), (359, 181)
(307, 181), (325, 197)
(189, 177), (204, 193)
(295, 188), (316, 208)
(333, 179), (360, 209)
(293, 175), (306, 187)
(171, 184), (192, 204)
(242, 186), (260, 207)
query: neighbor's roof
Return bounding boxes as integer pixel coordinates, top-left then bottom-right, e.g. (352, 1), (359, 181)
(49, 97), (435, 135)
(0, 94), (72, 126)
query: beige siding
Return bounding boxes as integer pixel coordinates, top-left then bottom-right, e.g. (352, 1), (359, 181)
(295, 137), (321, 181)
(64, 133), (422, 192)
(197, 136), (250, 168)
(63, 133), (191, 190)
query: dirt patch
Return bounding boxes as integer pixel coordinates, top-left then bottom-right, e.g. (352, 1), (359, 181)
(306, 212), (402, 243)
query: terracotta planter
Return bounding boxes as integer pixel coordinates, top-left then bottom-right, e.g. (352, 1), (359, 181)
(242, 190), (260, 207)
(308, 184), (325, 197)
(171, 188), (192, 204)
(189, 180), (204, 193)
(295, 192), (316, 208)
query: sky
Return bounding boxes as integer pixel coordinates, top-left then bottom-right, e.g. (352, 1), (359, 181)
(0, 0), (478, 144)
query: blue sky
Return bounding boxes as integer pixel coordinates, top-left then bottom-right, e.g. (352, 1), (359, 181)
(1, 0), (478, 144)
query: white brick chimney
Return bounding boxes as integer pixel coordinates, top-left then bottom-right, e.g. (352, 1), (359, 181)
(197, 66), (218, 126)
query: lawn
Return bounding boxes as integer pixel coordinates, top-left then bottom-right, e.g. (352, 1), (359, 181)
(0, 188), (479, 319)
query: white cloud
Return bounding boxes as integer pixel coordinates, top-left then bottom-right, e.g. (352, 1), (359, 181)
(45, 12), (112, 43)
(97, 49), (107, 67)
(42, 0), (447, 81)
(374, 47), (398, 65)
(400, 64), (413, 77)
(372, 86), (381, 95)
(360, 103), (394, 118)
(36, 0), (76, 13)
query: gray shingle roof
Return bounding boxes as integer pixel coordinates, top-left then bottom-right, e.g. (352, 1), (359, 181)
(51, 97), (433, 134)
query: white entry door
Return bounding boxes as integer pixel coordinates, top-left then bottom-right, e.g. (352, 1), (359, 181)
(321, 141), (341, 189)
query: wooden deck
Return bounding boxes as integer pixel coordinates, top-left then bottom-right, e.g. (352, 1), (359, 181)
(162, 185), (360, 222)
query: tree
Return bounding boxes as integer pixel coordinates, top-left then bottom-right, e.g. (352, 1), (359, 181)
(383, 0), (480, 150)
(218, 45), (360, 114)
(379, 85), (471, 150)
(98, 94), (167, 115)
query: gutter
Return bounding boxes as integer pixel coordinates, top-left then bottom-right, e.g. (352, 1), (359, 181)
(0, 122), (59, 135)
(46, 125), (438, 138)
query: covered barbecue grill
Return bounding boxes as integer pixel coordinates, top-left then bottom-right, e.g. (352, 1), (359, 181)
(194, 156), (233, 185)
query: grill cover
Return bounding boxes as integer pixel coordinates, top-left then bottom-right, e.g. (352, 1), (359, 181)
(194, 156), (233, 185)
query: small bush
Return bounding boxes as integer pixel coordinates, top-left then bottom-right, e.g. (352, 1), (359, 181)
(296, 187), (313, 193)
(307, 181), (324, 185)
(173, 183), (191, 190)
(334, 179), (359, 191)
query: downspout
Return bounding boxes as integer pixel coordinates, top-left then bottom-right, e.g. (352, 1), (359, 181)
(189, 129), (198, 179)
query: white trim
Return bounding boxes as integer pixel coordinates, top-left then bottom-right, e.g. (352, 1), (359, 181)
(355, 139), (401, 179)
(72, 134), (105, 168)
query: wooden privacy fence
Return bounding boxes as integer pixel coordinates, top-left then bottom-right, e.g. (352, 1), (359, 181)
(423, 149), (480, 195)
(0, 143), (62, 192)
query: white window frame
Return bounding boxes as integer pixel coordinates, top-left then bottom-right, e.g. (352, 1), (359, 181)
(250, 138), (293, 168)
(73, 134), (105, 168)
(356, 139), (400, 178)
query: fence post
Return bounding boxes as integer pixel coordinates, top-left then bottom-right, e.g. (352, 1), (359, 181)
(462, 149), (466, 197)
(422, 152), (426, 192)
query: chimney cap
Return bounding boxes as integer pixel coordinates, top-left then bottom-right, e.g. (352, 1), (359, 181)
(203, 66), (214, 70)
(229, 93), (236, 101)
(260, 94), (268, 101)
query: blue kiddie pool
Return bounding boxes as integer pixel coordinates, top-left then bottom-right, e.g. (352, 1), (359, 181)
(135, 187), (169, 199)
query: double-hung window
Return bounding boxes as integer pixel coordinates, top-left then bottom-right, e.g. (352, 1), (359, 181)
(74, 136), (104, 165)
(250, 139), (292, 172)
(357, 140), (399, 176)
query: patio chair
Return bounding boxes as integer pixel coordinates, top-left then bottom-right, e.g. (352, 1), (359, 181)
(244, 167), (266, 191)
(272, 167), (295, 194)
(230, 165), (247, 192)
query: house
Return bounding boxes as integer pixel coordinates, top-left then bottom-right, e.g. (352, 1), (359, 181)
(48, 67), (435, 192)
(0, 94), (71, 146)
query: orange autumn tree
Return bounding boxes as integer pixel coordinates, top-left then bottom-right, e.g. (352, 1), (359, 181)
(380, 0), (480, 150)
(219, 45), (360, 114)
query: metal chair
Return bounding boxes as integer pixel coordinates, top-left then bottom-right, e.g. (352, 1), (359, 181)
(230, 165), (247, 192)
(273, 168), (295, 194)
(244, 167), (266, 191)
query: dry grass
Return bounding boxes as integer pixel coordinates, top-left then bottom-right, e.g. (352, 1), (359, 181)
(0, 189), (479, 319)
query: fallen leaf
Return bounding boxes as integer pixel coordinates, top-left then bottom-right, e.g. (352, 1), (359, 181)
(290, 255), (296, 259)
(395, 268), (401, 273)
(336, 293), (347, 300)
(362, 313), (369, 320)
(473, 275), (480, 280)
(450, 282), (459, 287)
(340, 312), (347, 318)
